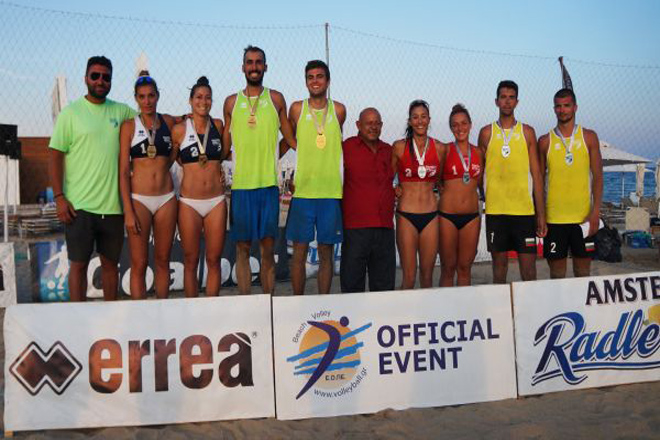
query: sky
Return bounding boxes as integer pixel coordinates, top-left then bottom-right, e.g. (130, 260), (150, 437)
(1, 0), (659, 158)
(11, 0), (660, 65)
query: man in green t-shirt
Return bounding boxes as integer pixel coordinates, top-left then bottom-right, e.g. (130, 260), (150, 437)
(49, 56), (135, 302)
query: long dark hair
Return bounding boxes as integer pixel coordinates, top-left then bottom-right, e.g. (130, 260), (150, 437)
(405, 99), (430, 157)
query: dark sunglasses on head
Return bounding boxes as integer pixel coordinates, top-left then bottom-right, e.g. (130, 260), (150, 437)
(135, 76), (155, 85)
(89, 72), (111, 82)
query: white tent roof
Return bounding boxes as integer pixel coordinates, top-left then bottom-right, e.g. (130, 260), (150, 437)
(600, 141), (651, 167)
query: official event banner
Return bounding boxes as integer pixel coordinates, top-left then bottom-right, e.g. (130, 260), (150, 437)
(4, 295), (274, 431)
(513, 271), (660, 396)
(0, 242), (17, 307)
(272, 286), (517, 420)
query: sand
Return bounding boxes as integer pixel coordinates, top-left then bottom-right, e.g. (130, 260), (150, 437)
(2, 251), (659, 439)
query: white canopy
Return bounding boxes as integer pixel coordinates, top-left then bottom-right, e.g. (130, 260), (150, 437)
(600, 141), (651, 167)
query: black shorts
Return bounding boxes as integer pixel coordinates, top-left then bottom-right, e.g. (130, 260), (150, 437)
(544, 223), (596, 260)
(65, 210), (124, 262)
(485, 215), (537, 253)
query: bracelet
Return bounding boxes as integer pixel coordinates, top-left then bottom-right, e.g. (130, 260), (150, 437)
(54, 193), (64, 199)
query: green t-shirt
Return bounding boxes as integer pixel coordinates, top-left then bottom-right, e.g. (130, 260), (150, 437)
(49, 97), (136, 214)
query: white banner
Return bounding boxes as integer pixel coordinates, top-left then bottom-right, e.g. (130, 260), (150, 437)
(272, 287), (517, 420)
(4, 295), (274, 431)
(0, 242), (17, 307)
(513, 272), (660, 396)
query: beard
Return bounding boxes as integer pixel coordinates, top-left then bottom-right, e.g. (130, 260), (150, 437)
(245, 71), (264, 87)
(87, 84), (109, 100)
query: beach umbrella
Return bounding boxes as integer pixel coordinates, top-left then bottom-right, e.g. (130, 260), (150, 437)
(51, 75), (67, 123)
(636, 163), (646, 201)
(136, 52), (149, 77)
(656, 160), (660, 201)
(600, 141), (651, 202)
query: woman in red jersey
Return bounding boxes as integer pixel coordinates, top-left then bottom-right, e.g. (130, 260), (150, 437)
(119, 71), (177, 299)
(392, 100), (446, 289)
(438, 104), (483, 286)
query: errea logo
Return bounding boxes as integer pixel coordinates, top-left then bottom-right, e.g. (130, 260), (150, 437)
(10, 341), (82, 396)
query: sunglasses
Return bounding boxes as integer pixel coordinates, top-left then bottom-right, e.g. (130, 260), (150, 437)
(89, 72), (111, 82)
(135, 76), (155, 85)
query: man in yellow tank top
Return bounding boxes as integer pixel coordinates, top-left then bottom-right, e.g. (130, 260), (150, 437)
(538, 88), (603, 278)
(478, 80), (547, 284)
(221, 46), (297, 295)
(284, 60), (346, 295)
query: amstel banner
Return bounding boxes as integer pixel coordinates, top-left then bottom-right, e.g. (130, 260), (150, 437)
(272, 287), (517, 420)
(4, 295), (274, 431)
(513, 271), (660, 396)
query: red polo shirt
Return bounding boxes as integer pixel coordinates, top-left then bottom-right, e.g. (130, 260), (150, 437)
(342, 135), (395, 229)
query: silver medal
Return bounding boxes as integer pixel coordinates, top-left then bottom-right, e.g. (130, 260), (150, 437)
(565, 152), (574, 165)
(463, 172), (470, 184)
(501, 144), (511, 158)
(418, 165), (427, 179)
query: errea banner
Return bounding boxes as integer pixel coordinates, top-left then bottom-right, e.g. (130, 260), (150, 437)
(4, 295), (274, 431)
(272, 287), (517, 420)
(513, 272), (660, 396)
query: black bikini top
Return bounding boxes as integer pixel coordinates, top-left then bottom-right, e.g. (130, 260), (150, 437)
(130, 114), (172, 159)
(178, 118), (222, 164)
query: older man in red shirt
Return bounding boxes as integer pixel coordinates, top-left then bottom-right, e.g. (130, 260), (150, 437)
(340, 108), (396, 292)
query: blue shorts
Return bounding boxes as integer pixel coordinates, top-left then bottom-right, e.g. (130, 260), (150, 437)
(230, 186), (279, 241)
(286, 198), (343, 244)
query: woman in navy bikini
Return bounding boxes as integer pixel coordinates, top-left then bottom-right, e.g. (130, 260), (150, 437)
(438, 104), (483, 286)
(171, 76), (227, 297)
(392, 100), (446, 289)
(119, 71), (177, 299)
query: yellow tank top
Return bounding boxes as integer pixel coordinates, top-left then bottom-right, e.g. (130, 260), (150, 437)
(546, 125), (591, 223)
(293, 99), (343, 199)
(230, 88), (280, 190)
(485, 121), (534, 215)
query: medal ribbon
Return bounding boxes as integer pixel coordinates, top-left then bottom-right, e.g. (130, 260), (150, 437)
(554, 125), (577, 157)
(246, 88), (262, 118)
(412, 136), (430, 166)
(496, 119), (517, 146)
(190, 118), (211, 157)
(139, 113), (159, 146)
(310, 100), (328, 135)
(453, 142), (472, 176)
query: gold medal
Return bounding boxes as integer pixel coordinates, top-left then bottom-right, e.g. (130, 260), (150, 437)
(199, 153), (208, 166)
(316, 133), (327, 149)
(147, 144), (157, 159)
(247, 114), (257, 128)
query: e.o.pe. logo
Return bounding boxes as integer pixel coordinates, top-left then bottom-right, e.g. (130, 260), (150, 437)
(287, 315), (371, 399)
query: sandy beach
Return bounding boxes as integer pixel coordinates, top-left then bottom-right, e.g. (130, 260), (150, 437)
(2, 251), (659, 439)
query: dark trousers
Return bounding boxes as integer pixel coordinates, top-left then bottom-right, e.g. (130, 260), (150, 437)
(340, 227), (395, 293)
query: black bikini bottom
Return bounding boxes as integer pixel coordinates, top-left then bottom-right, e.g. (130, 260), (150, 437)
(437, 212), (480, 230)
(396, 211), (437, 233)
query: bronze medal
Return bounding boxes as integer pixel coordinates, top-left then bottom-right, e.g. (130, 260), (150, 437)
(147, 144), (157, 159)
(316, 133), (327, 149)
(199, 153), (208, 166)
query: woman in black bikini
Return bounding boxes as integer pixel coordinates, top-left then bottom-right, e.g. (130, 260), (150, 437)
(392, 100), (446, 289)
(119, 71), (177, 299)
(438, 104), (483, 286)
(171, 76), (227, 297)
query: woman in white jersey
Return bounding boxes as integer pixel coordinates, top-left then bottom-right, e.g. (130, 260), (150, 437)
(171, 76), (227, 297)
(119, 71), (177, 299)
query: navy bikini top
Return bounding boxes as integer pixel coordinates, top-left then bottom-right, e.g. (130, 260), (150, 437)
(178, 118), (223, 164)
(130, 114), (172, 159)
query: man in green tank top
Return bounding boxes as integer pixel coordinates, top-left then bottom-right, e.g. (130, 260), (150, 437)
(284, 60), (346, 295)
(222, 45), (297, 295)
(49, 56), (136, 302)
